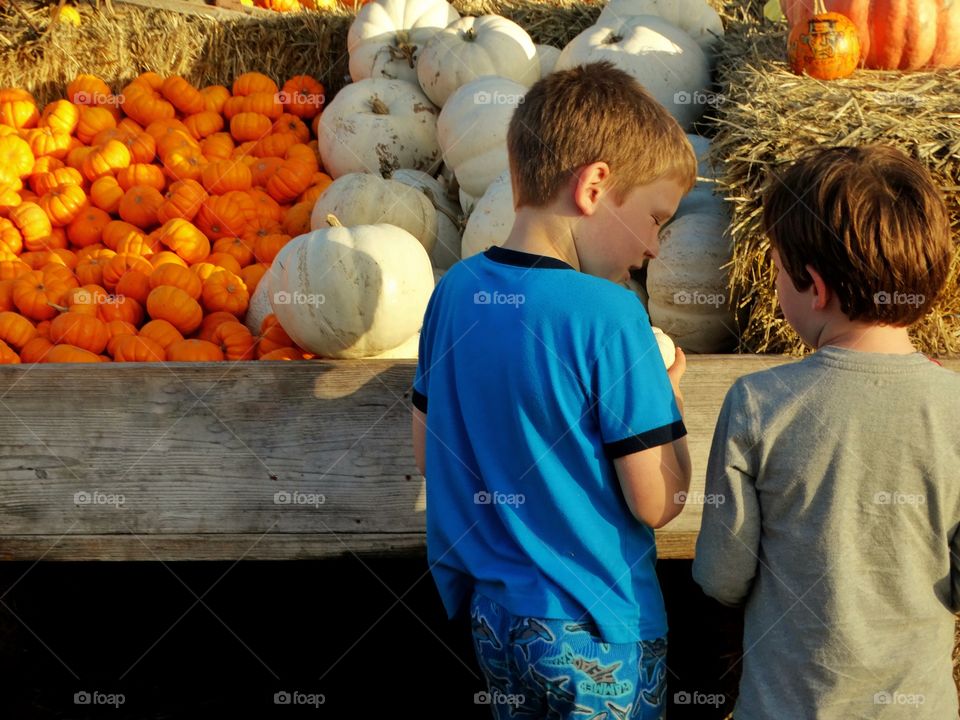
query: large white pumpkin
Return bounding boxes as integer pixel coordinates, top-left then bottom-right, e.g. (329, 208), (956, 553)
(317, 78), (441, 178)
(309, 172), (438, 255)
(270, 218), (434, 358)
(596, 0), (725, 57)
(461, 169), (515, 259)
(347, 0), (460, 83)
(554, 16), (710, 131)
(391, 169), (463, 269)
(536, 44), (562, 78)
(416, 15), (540, 107)
(459, 188), (478, 215)
(437, 76), (525, 199)
(646, 212), (736, 353)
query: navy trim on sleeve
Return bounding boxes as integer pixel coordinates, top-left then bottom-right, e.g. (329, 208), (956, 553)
(603, 420), (687, 459)
(412, 389), (428, 413)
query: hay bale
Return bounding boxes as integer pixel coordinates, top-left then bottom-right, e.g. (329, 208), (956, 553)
(0, 0), (608, 106)
(712, 13), (960, 356)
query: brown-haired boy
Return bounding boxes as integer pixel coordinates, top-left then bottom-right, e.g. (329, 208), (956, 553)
(693, 144), (960, 718)
(411, 62), (695, 718)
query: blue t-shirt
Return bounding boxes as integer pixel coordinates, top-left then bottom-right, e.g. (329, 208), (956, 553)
(412, 246), (685, 643)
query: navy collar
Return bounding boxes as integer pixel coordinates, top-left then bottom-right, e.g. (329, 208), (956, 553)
(484, 246), (575, 270)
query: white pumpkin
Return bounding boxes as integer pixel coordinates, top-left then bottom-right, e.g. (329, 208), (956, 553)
(309, 172), (438, 255)
(536, 44), (562, 78)
(651, 325), (676, 368)
(271, 217), (434, 358)
(348, 0), (460, 83)
(437, 76), (525, 199)
(554, 16), (710, 131)
(317, 78), (441, 178)
(646, 212), (736, 353)
(367, 331), (421, 358)
(245, 266), (278, 335)
(675, 134), (726, 218)
(596, 0), (724, 57)
(416, 15), (540, 107)
(461, 169), (515, 259)
(391, 169), (463, 269)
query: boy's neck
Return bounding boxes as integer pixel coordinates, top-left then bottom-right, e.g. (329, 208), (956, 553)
(500, 207), (581, 270)
(815, 320), (917, 354)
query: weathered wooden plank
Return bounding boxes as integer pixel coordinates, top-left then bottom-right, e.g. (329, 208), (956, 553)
(0, 355), (953, 561)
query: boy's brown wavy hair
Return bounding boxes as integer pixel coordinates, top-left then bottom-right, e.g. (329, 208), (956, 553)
(763, 144), (954, 325)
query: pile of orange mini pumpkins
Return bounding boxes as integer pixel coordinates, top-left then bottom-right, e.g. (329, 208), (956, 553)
(0, 71), (333, 363)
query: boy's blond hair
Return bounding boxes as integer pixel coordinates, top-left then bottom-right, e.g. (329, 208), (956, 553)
(763, 144), (954, 326)
(507, 61), (697, 207)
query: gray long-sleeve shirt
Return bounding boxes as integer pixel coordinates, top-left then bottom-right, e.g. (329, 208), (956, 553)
(692, 346), (960, 719)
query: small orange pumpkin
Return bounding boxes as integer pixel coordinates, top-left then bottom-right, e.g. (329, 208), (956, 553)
(146, 285), (203, 334)
(139, 318), (183, 349)
(201, 269), (249, 316)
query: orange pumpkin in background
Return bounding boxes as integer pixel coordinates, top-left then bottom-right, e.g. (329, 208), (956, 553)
(787, 0), (861, 79)
(781, 0), (960, 70)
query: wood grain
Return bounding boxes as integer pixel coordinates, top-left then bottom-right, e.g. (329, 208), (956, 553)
(0, 355), (953, 561)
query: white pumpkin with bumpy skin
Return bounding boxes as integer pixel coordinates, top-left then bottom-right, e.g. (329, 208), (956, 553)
(348, 0), (460, 83)
(310, 172), (438, 254)
(271, 217), (434, 358)
(317, 78), (441, 178)
(596, 0), (725, 57)
(416, 15), (539, 107)
(554, 16), (710, 131)
(391, 169), (463, 269)
(438, 76), (525, 199)
(646, 212), (736, 353)
(461, 169), (515, 259)
(536, 44), (562, 77)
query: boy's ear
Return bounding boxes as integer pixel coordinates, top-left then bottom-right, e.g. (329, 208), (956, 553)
(572, 162), (611, 216)
(806, 263), (831, 311)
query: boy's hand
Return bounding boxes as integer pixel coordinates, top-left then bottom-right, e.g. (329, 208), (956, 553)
(667, 347), (686, 414)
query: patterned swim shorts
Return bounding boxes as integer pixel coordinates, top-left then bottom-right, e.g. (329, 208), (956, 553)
(470, 590), (668, 719)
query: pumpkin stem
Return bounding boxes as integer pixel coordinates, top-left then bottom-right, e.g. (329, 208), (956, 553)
(463, 27), (477, 42)
(607, 32), (623, 44)
(326, 214), (343, 228)
(370, 96), (390, 115)
(47, 302), (68, 313)
(813, 0), (827, 15)
(387, 42), (418, 69)
(421, 188), (463, 230)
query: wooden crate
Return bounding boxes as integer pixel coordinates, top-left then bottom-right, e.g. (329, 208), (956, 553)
(0, 355), (955, 561)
